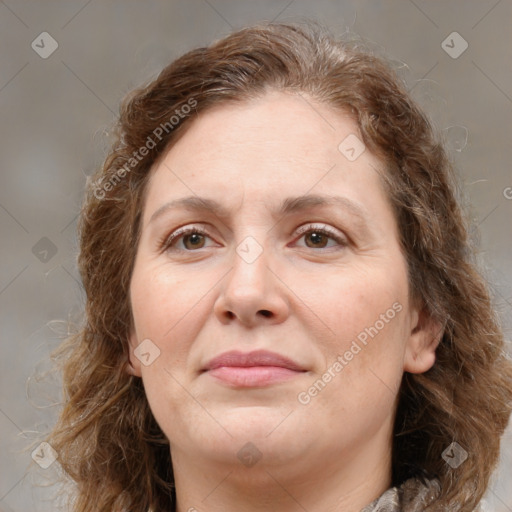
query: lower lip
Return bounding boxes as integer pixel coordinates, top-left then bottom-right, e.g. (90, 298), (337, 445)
(206, 366), (303, 387)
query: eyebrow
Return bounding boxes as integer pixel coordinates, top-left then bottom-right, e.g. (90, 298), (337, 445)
(148, 194), (370, 229)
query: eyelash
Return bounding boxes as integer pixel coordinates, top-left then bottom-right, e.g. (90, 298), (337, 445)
(159, 224), (348, 252)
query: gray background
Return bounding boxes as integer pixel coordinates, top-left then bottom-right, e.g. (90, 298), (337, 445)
(0, 1), (511, 511)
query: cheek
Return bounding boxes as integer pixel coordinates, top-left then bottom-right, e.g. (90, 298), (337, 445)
(294, 265), (408, 400)
(130, 266), (210, 349)
(294, 265), (408, 349)
(128, 266), (213, 422)
(129, 267), (214, 440)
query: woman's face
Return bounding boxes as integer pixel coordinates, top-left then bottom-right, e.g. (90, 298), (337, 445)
(128, 90), (439, 477)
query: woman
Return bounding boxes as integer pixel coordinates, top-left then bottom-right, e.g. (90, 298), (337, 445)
(45, 21), (512, 511)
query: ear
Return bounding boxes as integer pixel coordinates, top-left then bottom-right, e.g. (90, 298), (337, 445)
(404, 302), (444, 374)
(125, 329), (143, 377)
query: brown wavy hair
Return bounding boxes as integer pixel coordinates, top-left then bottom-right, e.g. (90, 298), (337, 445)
(41, 20), (512, 511)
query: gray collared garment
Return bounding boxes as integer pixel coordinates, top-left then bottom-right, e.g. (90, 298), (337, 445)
(361, 477), (483, 512)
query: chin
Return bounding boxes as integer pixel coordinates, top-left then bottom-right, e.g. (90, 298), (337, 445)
(218, 404), (294, 436)
(197, 407), (312, 463)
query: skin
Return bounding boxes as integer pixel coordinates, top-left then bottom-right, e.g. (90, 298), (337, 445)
(127, 90), (441, 512)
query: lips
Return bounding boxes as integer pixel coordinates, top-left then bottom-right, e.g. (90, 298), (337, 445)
(204, 349), (304, 371)
(202, 349), (306, 387)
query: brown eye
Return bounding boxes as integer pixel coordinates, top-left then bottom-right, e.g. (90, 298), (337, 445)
(182, 232), (206, 250)
(304, 231), (330, 249)
(161, 227), (213, 252)
(295, 225), (348, 250)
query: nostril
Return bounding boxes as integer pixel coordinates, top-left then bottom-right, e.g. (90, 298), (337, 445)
(259, 310), (272, 318)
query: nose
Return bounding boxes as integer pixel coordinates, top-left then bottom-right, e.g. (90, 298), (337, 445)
(213, 240), (290, 327)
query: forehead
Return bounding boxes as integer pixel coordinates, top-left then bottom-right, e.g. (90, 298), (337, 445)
(163, 91), (357, 168)
(142, 91), (391, 227)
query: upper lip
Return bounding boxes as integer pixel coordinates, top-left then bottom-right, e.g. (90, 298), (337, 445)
(203, 350), (305, 372)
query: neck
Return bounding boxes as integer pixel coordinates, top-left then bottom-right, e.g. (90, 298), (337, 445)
(172, 420), (393, 512)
